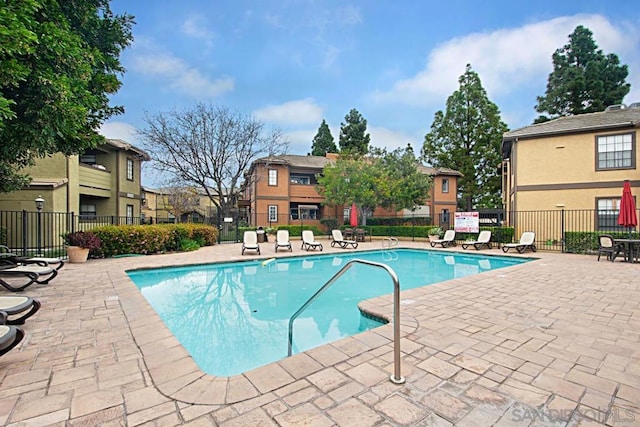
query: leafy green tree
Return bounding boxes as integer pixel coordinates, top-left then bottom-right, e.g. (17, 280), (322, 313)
(535, 25), (630, 121)
(316, 147), (431, 225)
(422, 64), (507, 210)
(339, 108), (370, 154)
(0, 0), (134, 193)
(310, 119), (337, 156)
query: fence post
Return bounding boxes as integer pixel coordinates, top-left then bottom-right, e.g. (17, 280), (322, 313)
(21, 210), (27, 256)
(561, 209), (566, 253)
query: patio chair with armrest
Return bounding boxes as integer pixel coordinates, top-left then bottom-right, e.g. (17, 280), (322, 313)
(301, 230), (323, 251)
(331, 229), (358, 249)
(597, 234), (624, 262)
(462, 230), (492, 250)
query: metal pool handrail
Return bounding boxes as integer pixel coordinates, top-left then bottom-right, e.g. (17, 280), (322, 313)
(287, 259), (405, 384)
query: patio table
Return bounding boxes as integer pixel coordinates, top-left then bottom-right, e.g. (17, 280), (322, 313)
(614, 238), (640, 263)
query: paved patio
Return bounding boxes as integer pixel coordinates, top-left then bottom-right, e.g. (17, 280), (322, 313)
(0, 239), (639, 426)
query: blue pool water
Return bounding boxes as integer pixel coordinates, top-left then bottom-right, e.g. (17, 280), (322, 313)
(127, 249), (528, 376)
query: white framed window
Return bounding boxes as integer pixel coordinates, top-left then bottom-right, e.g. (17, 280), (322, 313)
(127, 159), (134, 180)
(442, 178), (449, 193)
(126, 204), (134, 224)
(290, 175), (310, 185)
(596, 133), (634, 170)
(597, 197), (622, 231)
(268, 205), (278, 222)
(268, 169), (277, 186)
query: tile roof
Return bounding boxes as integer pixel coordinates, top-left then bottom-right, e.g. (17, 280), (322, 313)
(503, 107), (640, 140)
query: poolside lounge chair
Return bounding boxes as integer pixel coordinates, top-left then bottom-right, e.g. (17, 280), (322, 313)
(242, 231), (260, 255)
(0, 263), (58, 292)
(301, 230), (323, 251)
(597, 234), (624, 262)
(0, 325), (24, 357)
(429, 230), (456, 248)
(274, 230), (292, 252)
(461, 230), (492, 250)
(0, 245), (65, 271)
(502, 232), (537, 254)
(0, 296), (41, 325)
(331, 229), (358, 249)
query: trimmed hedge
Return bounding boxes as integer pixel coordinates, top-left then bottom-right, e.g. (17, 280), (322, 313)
(565, 231), (639, 254)
(92, 223), (218, 257)
(366, 217), (432, 226)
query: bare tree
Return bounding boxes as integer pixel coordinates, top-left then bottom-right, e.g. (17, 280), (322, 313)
(139, 103), (288, 216)
(166, 187), (201, 222)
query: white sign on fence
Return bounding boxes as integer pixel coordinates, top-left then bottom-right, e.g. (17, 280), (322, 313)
(454, 212), (479, 233)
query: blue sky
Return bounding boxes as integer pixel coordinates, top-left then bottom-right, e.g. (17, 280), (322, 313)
(101, 1), (640, 185)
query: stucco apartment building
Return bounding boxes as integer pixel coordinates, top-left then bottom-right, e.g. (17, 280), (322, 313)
(0, 138), (149, 220)
(241, 153), (461, 228)
(141, 187), (220, 224)
(501, 104), (640, 231)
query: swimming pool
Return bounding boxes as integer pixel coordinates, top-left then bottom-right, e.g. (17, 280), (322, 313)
(127, 249), (529, 376)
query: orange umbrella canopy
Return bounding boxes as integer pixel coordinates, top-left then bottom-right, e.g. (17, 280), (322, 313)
(350, 203), (358, 227)
(618, 180), (638, 229)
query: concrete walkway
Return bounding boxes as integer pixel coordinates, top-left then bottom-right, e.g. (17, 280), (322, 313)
(0, 239), (639, 426)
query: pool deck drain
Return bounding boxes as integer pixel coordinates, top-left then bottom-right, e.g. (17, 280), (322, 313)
(0, 239), (639, 426)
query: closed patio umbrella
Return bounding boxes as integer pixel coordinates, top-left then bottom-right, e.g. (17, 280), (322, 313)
(618, 180), (638, 237)
(350, 203), (358, 227)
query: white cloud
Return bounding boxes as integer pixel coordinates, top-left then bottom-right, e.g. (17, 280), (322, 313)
(130, 51), (234, 98)
(181, 16), (216, 47)
(283, 129), (316, 155)
(253, 99), (324, 125)
(373, 14), (640, 106)
(99, 121), (139, 144)
(368, 127), (418, 152)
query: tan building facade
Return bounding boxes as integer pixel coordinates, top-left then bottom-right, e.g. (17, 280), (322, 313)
(502, 105), (640, 231)
(242, 154), (461, 228)
(141, 187), (219, 224)
(0, 139), (150, 219)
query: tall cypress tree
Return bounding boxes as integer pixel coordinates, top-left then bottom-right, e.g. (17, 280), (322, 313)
(422, 64), (508, 210)
(339, 108), (370, 155)
(310, 119), (337, 156)
(535, 25), (630, 122)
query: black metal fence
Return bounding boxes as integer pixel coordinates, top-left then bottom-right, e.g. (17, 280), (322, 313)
(2, 208), (637, 256)
(0, 211), (145, 257)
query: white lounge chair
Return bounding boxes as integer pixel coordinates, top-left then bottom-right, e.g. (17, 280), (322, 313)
(461, 230), (492, 250)
(301, 230), (323, 251)
(0, 245), (64, 270)
(0, 296), (41, 325)
(274, 230), (292, 252)
(0, 263), (58, 291)
(242, 231), (260, 255)
(502, 232), (537, 254)
(429, 229), (456, 248)
(0, 325), (24, 357)
(331, 229), (358, 249)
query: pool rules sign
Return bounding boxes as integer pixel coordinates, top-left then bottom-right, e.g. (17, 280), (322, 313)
(454, 212), (479, 233)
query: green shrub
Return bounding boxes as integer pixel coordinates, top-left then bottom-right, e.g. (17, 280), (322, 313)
(92, 223), (218, 257)
(564, 231), (639, 254)
(180, 238), (201, 252)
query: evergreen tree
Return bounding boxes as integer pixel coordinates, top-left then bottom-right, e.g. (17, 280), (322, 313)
(310, 119), (337, 156)
(535, 25), (630, 121)
(339, 108), (370, 154)
(422, 64), (508, 210)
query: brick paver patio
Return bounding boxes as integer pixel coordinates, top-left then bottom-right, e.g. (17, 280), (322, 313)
(0, 239), (638, 426)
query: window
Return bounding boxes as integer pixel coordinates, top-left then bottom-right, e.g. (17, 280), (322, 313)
(80, 154), (96, 164)
(268, 205), (278, 222)
(441, 209), (449, 224)
(80, 204), (96, 219)
(290, 175), (310, 185)
(297, 205), (318, 220)
(343, 207), (350, 221)
(127, 159), (134, 180)
(126, 204), (134, 224)
(442, 178), (449, 193)
(268, 169), (277, 186)
(596, 133), (634, 170)
(597, 198), (622, 231)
